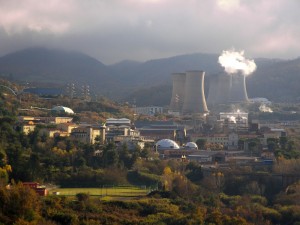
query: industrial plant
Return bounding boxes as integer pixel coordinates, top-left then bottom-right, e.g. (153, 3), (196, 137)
(169, 70), (209, 115)
(207, 72), (249, 106)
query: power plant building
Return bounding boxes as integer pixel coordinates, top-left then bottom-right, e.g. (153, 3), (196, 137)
(207, 73), (249, 106)
(169, 73), (186, 113)
(207, 73), (231, 106)
(229, 73), (248, 103)
(169, 70), (209, 115)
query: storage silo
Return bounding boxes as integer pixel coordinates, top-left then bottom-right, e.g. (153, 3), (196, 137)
(169, 73), (186, 112)
(182, 71), (209, 114)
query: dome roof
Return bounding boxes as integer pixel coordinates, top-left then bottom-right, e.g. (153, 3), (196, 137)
(51, 106), (74, 114)
(156, 139), (180, 150)
(185, 142), (198, 149)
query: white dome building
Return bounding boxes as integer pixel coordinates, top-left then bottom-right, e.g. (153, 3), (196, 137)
(155, 139), (180, 150)
(51, 106), (74, 114)
(185, 142), (198, 149)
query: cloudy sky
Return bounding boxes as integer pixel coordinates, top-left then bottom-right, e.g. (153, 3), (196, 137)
(0, 0), (299, 64)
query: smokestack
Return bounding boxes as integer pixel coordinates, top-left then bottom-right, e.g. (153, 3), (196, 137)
(182, 70), (209, 114)
(169, 73), (186, 112)
(229, 73), (248, 102)
(207, 73), (231, 106)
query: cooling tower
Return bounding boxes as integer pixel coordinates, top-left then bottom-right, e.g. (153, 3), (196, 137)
(207, 73), (231, 106)
(169, 73), (186, 112)
(229, 73), (249, 103)
(182, 71), (209, 114)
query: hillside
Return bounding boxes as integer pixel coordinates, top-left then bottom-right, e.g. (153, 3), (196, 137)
(0, 47), (118, 93)
(247, 57), (300, 102)
(0, 47), (300, 104)
(109, 53), (222, 87)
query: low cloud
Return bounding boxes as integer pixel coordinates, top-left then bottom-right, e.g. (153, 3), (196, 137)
(0, 0), (299, 64)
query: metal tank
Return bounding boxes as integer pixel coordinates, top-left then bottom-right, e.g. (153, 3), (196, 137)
(182, 71), (209, 114)
(169, 73), (186, 112)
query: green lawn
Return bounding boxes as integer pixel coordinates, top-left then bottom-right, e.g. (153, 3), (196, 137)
(50, 186), (150, 197)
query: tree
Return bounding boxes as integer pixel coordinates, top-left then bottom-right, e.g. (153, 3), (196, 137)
(267, 141), (277, 151)
(196, 139), (207, 149)
(248, 139), (260, 156)
(0, 183), (41, 224)
(0, 168), (9, 186)
(28, 153), (41, 180)
(105, 150), (119, 168)
(186, 162), (203, 183)
(0, 149), (7, 167)
(162, 166), (173, 191)
(279, 137), (288, 150)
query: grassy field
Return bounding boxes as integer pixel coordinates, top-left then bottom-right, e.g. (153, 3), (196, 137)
(50, 186), (150, 198)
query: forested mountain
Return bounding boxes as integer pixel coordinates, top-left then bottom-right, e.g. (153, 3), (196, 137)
(247, 57), (300, 102)
(0, 47), (299, 104)
(0, 47), (119, 93)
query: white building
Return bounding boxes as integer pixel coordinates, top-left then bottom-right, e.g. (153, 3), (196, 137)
(135, 106), (164, 116)
(71, 126), (105, 144)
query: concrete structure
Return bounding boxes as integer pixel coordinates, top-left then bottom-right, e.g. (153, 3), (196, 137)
(169, 73), (186, 113)
(51, 106), (74, 114)
(220, 111), (249, 133)
(18, 116), (73, 124)
(135, 106), (164, 116)
(20, 122), (36, 135)
(155, 139), (180, 150)
(229, 73), (249, 103)
(182, 71), (209, 114)
(113, 135), (153, 150)
(228, 132), (239, 150)
(39, 128), (69, 138)
(71, 126), (105, 144)
(207, 74), (231, 106)
(57, 123), (79, 133)
(207, 73), (249, 106)
(204, 134), (228, 147)
(106, 118), (131, 126)
(185, 142), (198, 149)
(261, 128), (286, 146)
(137, 124), (186, 142)
(105, 118), (132, 142)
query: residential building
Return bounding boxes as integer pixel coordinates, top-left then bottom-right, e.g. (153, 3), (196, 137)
(71, 126), (105, 144)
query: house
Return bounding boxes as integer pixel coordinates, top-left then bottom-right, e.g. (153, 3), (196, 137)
(22, 182), (48, 196)
(71, 126), (105, 144)
(20, 122), (36, 135)
(39, 128), (69, 138)
(57, 123), (79, 134)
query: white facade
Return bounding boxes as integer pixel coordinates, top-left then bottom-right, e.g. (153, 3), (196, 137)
(106, 118), (131, 126)
(156, 139), (180, 150)
(205, 135), (228, 146)
(135, 106), (164, 116)
(228, 133), (239, 149)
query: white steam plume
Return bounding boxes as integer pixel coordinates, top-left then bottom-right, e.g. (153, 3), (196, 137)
(259, 104), (273, 113)
(218, 49), (257, 76)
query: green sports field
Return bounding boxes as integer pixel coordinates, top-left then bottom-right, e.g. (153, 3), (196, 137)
(50, 186), (150, 197)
